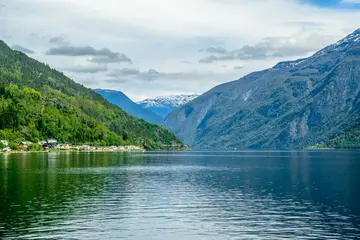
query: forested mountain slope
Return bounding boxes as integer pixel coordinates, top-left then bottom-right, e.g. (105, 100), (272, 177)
(0, 40), (185, 149)
(311, 119), (360, 149)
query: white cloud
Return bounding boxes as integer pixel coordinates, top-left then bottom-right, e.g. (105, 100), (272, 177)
(199, 30), (338, 63)
(1, 0), (360, 100)
(64, 63), (108, 74)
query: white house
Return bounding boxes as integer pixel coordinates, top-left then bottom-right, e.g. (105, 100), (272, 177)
(80, 145), (90, 150)
(47, 139), (58, 148)
(20, 142), (32, 147)
(0, 140), (9, 147)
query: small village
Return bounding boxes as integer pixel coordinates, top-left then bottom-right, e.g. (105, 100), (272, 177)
(0, 139), (144, 153)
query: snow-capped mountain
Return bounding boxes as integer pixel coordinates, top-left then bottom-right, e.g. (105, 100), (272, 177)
(164, 28), (360, 149)
(272, 29), (360, 70)
(138, 94), (200, 119)
(314, 28), (360, 57)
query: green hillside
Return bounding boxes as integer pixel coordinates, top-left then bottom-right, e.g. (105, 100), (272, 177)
(310, 119), (360, 149)
(0, 40), (185, 149)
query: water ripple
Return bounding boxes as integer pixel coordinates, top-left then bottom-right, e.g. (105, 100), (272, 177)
(0, 151), (360, 239)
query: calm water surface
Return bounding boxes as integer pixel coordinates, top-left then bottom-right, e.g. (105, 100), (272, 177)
(0, 151), (360, 239)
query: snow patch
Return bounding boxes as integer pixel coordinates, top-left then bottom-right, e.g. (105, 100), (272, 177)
(314, 28), (360, 56)
(242, 89), (252, 101)
(138, 94), (200, 108)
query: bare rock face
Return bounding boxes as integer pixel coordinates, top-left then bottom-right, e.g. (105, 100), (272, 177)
(165, 29), (360, 149)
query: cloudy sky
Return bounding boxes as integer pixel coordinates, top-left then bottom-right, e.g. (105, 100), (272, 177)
(1, 0), (360, 101)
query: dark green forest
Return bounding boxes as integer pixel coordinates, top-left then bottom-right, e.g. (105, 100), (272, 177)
(319, 119), (360, 149)
(0, 40), (185, 149)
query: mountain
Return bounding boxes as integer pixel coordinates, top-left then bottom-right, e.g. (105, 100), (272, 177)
(165, 29), (360, 149)
(138, 94), (200, 119)
(0, 40), (185, 150)
(94, 89), (163, 125)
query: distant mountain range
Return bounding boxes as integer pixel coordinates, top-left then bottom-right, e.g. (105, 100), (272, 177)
(165, 29), (360, 149)
(96, 91), (199, 123)
(94, 89), (164, 125)
(138, 95), (199, 119)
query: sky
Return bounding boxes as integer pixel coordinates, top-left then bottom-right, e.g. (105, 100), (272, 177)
(1, 0), (360, 101)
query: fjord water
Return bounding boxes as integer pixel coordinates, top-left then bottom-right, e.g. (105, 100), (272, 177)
(0, 151), (359, 239)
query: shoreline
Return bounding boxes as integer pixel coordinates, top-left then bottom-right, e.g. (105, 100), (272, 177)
(0, 149), (146, 154)
(0, 143), (149, 154)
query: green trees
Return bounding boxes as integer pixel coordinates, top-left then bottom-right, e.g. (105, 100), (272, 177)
(25, 143), (43, 151)
(0, 84), (131, 146)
